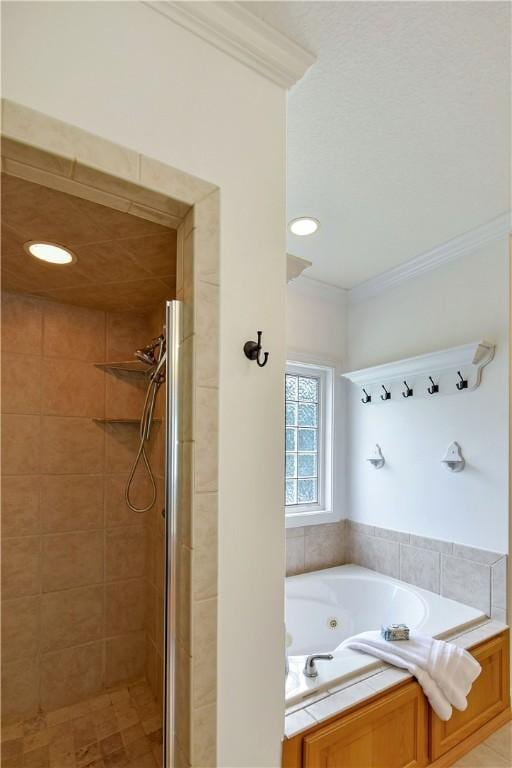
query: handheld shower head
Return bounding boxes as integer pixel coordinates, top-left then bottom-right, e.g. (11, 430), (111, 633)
(134, 334), (165, 367)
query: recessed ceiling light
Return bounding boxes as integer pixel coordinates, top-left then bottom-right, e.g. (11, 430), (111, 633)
(24, 241), (76, 265)
(288, 217), (319, 237)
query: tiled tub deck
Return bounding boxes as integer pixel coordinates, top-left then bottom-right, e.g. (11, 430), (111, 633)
(0, 681), (162, 768)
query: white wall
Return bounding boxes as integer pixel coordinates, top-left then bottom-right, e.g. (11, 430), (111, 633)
(1, 2), (286, 765)
(347, 239), (509, 553)
(286, 277), (348, 521)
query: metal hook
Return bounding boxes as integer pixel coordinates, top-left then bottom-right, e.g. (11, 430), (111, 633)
(456, 371), (468, 390)
(380, 385), (391, 401)
(361, 388), (371, 404)
(402, 380), (413, 398)
(243, 331), (269, 368)
(427, 376), (439, 394)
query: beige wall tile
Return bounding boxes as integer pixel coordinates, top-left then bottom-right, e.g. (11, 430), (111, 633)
(105, 374), (145, 421)
(105, 632), (145, 688)
(304, 522), (345, 572)
(40, 642), (103, 711)
(180, 336), (193, 443)
(40, 475), (103, 533)
(1, 292), (43, 354)
(43, 302), (105, 361)
(41, 417), (103, 474)
(2, 476), (40, 537)
(41, 585), (104, 651)
(190, 703), (216, 768)
(194, 282), (219, 389)
(42, 531), (103, 592)
(104, 423), (141, 474)
(145, 583), (157, 643)
(2, 596), (40, 661)
(348, 531), (399, 579)
(2, 353), (42, 414)
(175, 641), (191, 762)
(399, 544), (440, 593)
(106, 312), (152, 361)
(41, 358), (105, 417)
(106, 526), (146, 581)
(286, 535), (305, 577)
(492, 557), (507, 611)
(191, 598), (216, 709)
(177, 442), (193, 548)
(2, 537), (40, 599)
(2, 414), (40, 475)
(139, 155), (214, 207)
(193, 388), (218, 494)
(1, 657), (39, 723)
(193, 190), (220, 286)
(191, 493), (217, 601)
(1, 135), (73, 177)
(106, 579), (145, 635)
(441, 555), (491, 614)
(177, 545), (191, 650)
(105, 474), (152, 527)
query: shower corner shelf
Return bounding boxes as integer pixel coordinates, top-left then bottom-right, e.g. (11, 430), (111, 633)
(93, 360), (154, 377)
(92, 417), (161, 425)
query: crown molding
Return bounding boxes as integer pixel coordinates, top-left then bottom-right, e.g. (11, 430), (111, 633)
(350, 212), (512, 304)
(144, 1), (315, 89)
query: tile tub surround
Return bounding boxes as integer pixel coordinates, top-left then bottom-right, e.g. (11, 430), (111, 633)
(284, 619), (507, 737)
(286, 519), (507, 620)
(1, 292), (165, 723)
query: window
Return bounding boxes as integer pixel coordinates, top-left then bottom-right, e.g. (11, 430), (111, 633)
(285, 362), (333, 520)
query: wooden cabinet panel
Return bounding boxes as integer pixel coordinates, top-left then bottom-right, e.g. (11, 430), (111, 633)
(430, 632), (510, 760)
(302, 682), (428, 768)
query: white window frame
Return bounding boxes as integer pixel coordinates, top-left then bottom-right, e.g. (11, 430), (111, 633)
(285, 360), (334, 528)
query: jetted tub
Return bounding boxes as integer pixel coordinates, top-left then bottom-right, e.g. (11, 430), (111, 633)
(285, 564), (486, 706)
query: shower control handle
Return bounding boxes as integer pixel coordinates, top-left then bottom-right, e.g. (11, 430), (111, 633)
(303, 653), (334, 678)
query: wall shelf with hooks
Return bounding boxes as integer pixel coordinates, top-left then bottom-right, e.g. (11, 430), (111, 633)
(342, 341), (495, 404)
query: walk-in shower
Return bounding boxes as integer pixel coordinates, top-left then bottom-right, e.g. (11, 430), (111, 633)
(125, 333), (167, 513)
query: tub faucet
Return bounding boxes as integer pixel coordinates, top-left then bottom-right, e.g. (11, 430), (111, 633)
(303, 654), (334, 678)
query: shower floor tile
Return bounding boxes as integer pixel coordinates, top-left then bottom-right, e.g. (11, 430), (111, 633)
(1, 682), (162, 768)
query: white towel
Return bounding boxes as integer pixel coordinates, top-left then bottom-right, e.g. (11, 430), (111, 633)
(341, 631), (481, 721)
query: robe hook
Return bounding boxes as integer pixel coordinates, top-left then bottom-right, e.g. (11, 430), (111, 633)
(427, 376), (439, 394)
(361, 388), (371, 404)
(380, 385), (391, 401)
(243, 331), (269, 368)
(402, 380), (413, 398)
(456, 371), (468, 391)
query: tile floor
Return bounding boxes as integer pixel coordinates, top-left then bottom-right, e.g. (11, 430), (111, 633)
(1, 681), (162, 768)
(452, 722), (511, 767)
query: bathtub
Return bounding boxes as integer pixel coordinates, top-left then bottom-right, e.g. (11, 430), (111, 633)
(285, 564), (486, 706)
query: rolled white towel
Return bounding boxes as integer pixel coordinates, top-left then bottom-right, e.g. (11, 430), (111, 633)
(341, 630), (481, 721)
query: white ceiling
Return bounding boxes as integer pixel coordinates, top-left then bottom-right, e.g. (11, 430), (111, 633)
(243, 1), (510, 289)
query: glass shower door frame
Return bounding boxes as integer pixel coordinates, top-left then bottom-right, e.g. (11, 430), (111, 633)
(163, 300), (182, 767)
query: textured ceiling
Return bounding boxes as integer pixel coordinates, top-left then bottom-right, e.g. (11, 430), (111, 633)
(244, 1), (511, 288)
(1, 173), (177, 311)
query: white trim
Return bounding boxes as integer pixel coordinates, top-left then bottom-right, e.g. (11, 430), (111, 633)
(144, 1), (315, 89)
(350, 212), (512, 303)
(342, 340), (495, 391)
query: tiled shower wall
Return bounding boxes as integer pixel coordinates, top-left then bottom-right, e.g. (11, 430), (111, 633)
(1, 291), (162, 723)
(286, 519), (507, 621)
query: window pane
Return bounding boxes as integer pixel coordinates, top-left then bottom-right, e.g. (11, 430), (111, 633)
(286, 479), (297, 505)
(298, 453), (316, 478)
(298, 428), (317, 451)
(285, 454), (296, 478)
(285, 428), (297, 451)
(285, 403), (297, 426)
(298, 403), (317, 427)
(285, 375), (298, 401)
(298, 478), (317, 504)
(298, 376), (318, 402)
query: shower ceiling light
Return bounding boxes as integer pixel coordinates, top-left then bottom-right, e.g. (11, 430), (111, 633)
(288, 217), (319, 236)
(25, 241), (76, 265)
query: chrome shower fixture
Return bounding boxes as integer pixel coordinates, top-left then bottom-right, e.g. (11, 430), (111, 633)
(135, 334), (165, 367)
(126, 332), (167, 513)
